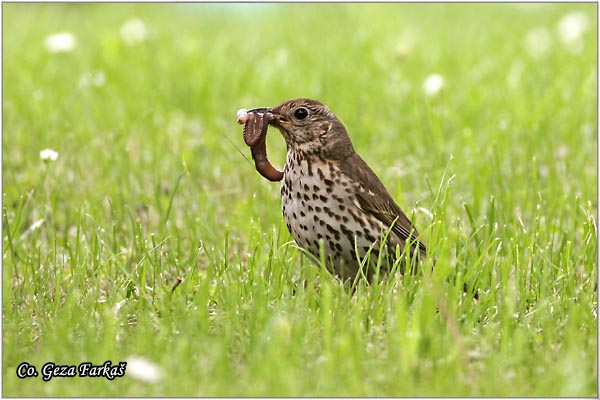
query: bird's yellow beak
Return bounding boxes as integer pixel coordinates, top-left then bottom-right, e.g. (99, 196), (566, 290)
(269, 114), (292, 125)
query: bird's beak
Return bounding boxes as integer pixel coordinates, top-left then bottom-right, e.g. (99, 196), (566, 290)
(274, 116), (292, 125)
(246, 107), (271, 114)
(247, 107), (291, 126)
(267, 109), (292, 126)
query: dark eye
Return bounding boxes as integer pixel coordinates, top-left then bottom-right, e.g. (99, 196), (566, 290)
(294, 107), (309, 120)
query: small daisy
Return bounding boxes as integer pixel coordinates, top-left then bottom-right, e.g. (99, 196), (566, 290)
(40, 149), (59, 162)
(557, 12), (589, 52)
(120, 18), (148, 45)
(524, 27), (551, 58)
(78, 71), (106, 89)
(423, 74), (445, 96)
(125, 356), (163, 384)
(43, 32), (77, 53)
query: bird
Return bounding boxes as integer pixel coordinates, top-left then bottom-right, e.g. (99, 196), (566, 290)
(265, 98), (427, 281)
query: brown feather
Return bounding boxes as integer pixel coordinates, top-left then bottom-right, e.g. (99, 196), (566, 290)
(340, 152), (427, 257)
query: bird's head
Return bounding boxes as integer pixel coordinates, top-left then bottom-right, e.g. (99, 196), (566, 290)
(266, 98), (355, 159)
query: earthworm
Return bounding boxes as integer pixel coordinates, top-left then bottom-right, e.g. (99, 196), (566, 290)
(237, 108), (284, 182)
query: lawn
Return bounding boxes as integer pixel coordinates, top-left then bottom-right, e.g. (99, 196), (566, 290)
(2, 2), (597, 397)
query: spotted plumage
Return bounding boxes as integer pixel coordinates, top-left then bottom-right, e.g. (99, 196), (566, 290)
(268, 98), (426, 280)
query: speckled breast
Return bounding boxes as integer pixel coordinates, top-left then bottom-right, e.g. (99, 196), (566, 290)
(280, 150), (391, 278)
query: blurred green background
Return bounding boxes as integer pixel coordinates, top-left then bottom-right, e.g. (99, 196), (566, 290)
(3, 2), (597, 397)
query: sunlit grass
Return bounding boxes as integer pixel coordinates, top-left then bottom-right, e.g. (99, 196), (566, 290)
(3, 2), (597, 396)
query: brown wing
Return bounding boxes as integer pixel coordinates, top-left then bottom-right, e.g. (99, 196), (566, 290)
(340, 153), (427, 257)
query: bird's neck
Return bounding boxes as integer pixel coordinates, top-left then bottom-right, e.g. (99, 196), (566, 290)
(285, 140), (323, 157)
(285, 134), (355, 162)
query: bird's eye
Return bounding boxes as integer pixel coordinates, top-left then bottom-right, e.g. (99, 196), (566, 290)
(294, 107), (309, 120)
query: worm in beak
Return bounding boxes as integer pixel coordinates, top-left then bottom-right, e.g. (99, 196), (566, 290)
(236, 108), (283, 182)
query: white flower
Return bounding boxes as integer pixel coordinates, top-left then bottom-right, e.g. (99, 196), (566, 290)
(557, 12), (589, 53)
(44, 32), (77, 53)
(40, 149), (59, 161)
(524, 28), (552, 58)
(555, 144), (568, 159)
(125, 356), (163, 383)
(120, 18), (148, 45)
(78, 71), (106, 89)
(423, 74), (445, 96)
(558, 12), (589, 43)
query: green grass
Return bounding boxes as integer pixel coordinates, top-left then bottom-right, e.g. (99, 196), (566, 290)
(2, 2), (597, 397)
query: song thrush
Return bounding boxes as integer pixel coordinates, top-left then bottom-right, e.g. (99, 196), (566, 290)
(245, 98), (427, 281)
